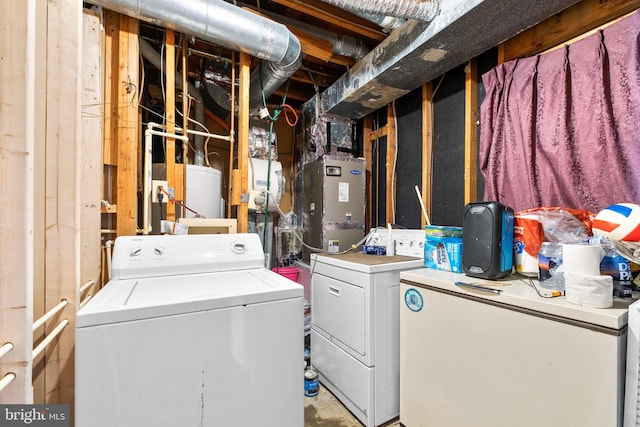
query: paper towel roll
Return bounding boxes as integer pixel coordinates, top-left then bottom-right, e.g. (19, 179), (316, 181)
(515, 250), (539, 276)
(562, 244), (604, 276)
(564, 272), (613, 308)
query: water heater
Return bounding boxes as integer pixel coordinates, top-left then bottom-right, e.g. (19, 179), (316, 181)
(186, 165), (223, 218)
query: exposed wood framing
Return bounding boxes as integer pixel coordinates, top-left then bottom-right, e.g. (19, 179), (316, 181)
(422, 82), (434, 227)
(181, 36), (189, 219)
(78, 6), (103, 337)
(114, 14), (139, 236)
(165, 29), (177, 222)
(464, 59), (479, 204)
(270, 0), (386, 42)
(370, 127), (388, 141)
(0, 0), (36, 404)
(243, 7), (355, 67)
(32, 0), (48, 404)
(228, 51), (236, 218)
(102, 11), (119, 238)
(237, 52), (251, 232)
(501, 0), (640, 62)
(43, 0), (82, 411)
(386, 104), (397, 225)
(363, 116), (373, 230)
(103, 12), (118, 167)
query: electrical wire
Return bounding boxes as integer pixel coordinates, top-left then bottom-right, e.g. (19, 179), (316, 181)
(139, 51), (145, 104)
(282, 104), (299, 127)
(391, 99), (398, 225)
(518, 275), (562, 298)
(159, 186), (205, 218)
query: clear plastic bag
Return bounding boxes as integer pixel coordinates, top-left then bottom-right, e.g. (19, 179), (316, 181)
(514, 207), (594, 275)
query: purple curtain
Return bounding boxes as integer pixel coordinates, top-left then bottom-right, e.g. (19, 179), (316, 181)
(480, 11), (640, 213)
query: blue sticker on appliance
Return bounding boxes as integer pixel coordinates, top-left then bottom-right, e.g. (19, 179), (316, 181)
(350, 169), (361, 175)
(404, 288), (423, 312)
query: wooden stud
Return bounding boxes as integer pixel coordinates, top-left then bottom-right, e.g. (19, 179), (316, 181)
(43, 0), (82, 410)
(115, 15), (139, 236)
(165, 29), (176, 222)
(422, 82), (434, 226)
(497, 43), (505, 65)
(464, 59), (478, 204)
(103, 11), (119, 167)
(237, 52), (251, 232)
(363, 116), (373, 230)
(80, 7), (103, 319)
(370, 127), (388, 140)
(32, 0), (48, 404)
(386, 104), (397, 225)
(0, 0), (36, 404)
(180, 35), (189, 219)
(228, 51), (236, 219)
(230, 169), (242, 206)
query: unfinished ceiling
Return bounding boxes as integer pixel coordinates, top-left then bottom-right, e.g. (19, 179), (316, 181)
(90, 0), (583, 120)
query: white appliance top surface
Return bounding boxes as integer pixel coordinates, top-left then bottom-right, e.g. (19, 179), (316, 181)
(366, 228), (425, 258)
(311, 252), (424, 273)
(77, 269), (302, 327)
(400, 268), (633, 330)
(110, 233), (265, 279)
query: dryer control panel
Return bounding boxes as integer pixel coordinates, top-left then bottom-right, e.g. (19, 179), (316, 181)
(366, 228), (425, 258)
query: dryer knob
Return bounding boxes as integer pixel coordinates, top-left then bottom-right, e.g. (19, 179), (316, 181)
(154, 246), (165, 256)
(130, 247), (142, 257)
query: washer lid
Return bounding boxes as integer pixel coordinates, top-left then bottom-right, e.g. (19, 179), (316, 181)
(76, 269), (302, 327)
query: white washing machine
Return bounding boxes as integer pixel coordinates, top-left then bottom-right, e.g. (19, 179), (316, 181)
(310, 228), (425, 427)
(75, 233), (303, 427)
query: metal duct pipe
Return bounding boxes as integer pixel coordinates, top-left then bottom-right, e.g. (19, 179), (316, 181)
(90, 0), (302, 110)
(353, 12), (406, 33)
(321, 0), (439, 21)
(139, 38), (207, 165)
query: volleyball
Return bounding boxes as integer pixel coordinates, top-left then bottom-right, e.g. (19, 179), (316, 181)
(592, 203), (640, 242)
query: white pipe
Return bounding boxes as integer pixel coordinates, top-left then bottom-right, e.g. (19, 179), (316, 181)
(0, 342), (14, 360)
(187, 129), (231, 142)
(143, 128), (153, 235)
(142, 123), (191, 235)
(0, 373), (16, 393)
(414, 185), (431, 225)
(32, 319), (69, 361)
(32, 300), (68, 332)
(80, 280), (96, 294)
(79, 295), (93, 310)
(146, 129), (189, 141)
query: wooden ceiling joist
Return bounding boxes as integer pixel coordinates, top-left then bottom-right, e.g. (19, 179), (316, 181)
(245, 7), (356, 67)
(501, 0), (640, 61)
(270, 0), (387, 42)
(289, 68), (334, 88)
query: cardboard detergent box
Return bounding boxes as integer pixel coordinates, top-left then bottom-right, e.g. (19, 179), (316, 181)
(424, 235), (463, 273)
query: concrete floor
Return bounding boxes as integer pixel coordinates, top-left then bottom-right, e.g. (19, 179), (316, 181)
(304, 384), (401, 427)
